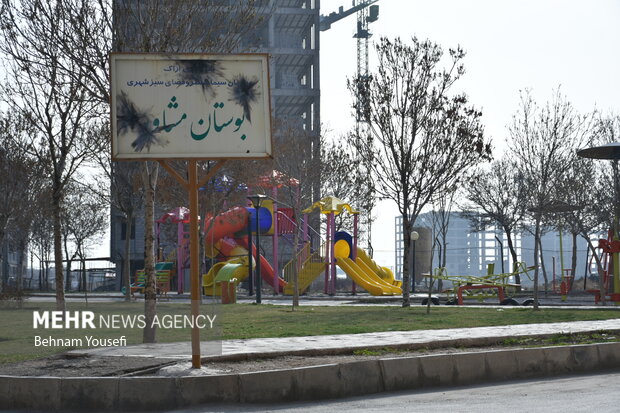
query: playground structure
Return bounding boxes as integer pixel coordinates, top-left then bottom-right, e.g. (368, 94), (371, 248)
(201, 193), (401, 298)
(285, 197), (401, 296)
(424, 262), (535, 305)
(127, 176), (399, 299)
(588, 228), (620, 304)
(202, 204), (287, 296)
(156, 207), (191, 294)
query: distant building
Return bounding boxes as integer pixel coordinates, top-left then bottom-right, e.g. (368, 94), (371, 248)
(1, 238), (26, 290)
(520, 231), (595, 287)
(395, 212), (505, 282)
(395, 212), (598, 287)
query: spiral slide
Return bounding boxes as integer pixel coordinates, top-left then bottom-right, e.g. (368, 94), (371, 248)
(202, 207), (286, 295)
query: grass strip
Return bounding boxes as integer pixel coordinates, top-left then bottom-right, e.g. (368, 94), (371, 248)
(1, 301), (619, 364)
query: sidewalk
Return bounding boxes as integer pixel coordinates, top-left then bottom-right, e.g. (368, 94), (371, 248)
(71, 318), (620, 360)
(12, 318), (620, 410)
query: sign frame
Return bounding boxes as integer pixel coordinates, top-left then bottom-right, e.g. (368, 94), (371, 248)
(110, 53), (273, 161)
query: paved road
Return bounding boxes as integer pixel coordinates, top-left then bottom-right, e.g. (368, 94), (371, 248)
(170, 371), (620, 412)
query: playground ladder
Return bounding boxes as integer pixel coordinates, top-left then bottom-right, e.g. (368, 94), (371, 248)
(282, 241), (326, 295)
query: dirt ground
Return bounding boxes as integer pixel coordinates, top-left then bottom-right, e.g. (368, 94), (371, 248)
(0, 346), (490, 377)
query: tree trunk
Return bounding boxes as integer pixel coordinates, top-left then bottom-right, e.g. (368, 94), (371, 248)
(30, 253), (34, 289)
(52, 190), (65, 312)
(1, 238), (7, 292)
(64, 238), (72, 292)
(439, 231), (447, 293)
(45, 255), (50, 291)
(537, 236), (549, 295)
(532, 219), (541, 311)
(401, 214), (411, 307)
(0, 227), (6, 291)
(81, 256), (88, 306)
(505, 229), (521, 291)
(142, 162), (158, 343)
(37, 249), (42, 290)
(124, 211), (133, 301)
(16, 237), (26, 309)
(292, 229), (300, 311)
(570, 232), (578, 290)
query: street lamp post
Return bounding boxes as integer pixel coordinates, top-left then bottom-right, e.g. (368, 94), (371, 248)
(248, 194), (267, 304)
(411, 231), (419, 293)
(577, 143), (620, 304)
(247, 215), (253, 296)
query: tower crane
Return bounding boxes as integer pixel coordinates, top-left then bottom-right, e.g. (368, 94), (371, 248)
(320, 1), (380, 255)
(320, 1), (379, 127)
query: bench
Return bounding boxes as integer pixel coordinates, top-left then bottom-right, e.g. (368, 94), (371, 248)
(131, 270), (172, 300)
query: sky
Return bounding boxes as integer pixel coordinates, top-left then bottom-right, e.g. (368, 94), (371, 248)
(319, 0), (620, 269)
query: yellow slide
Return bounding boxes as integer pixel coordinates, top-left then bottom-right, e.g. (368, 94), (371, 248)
(202, 257), (252, 295)
(335, 247), (402, 296)
(356, 248), (402, 288)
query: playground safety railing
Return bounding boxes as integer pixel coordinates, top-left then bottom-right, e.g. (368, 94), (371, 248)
(282, 241), (326, 293)
(275, 210), (324, 269)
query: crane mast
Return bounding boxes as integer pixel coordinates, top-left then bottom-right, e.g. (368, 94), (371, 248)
(320, 1), (380, 255)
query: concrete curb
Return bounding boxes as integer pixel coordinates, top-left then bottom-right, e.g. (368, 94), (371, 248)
(3, 342), (620, 411)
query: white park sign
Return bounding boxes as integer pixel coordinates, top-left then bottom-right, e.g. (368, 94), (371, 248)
(111, 53), (272, 160)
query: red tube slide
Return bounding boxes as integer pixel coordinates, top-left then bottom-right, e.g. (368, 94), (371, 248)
(204, 207), (286, 293)
(236, 236), (286, 293)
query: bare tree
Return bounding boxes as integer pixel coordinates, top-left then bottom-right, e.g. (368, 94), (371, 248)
(553, 168), (594, 292)
(349, 37), (492, 307)
(272, 122), (322, 309)
(0, 0), (101, 310)
(29, 191), (55, 291)
(508, 89), (593, 310)
(85, 120), (145, 301)
(462, 158), (528, 285)
(0, 111), (44, 292)
(49, 0), (265, 341)
(321, 135), (371, 234)
(0, 140), (45, 304)
(62, 180), (108, 291)
(430, 188), (458, 294)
